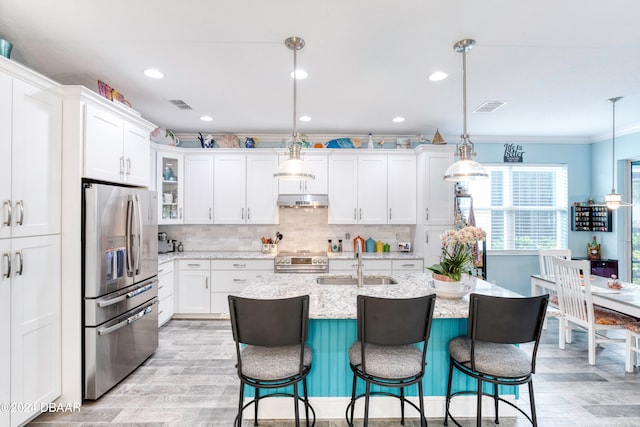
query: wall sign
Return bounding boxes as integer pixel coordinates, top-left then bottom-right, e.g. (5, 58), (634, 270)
(503, 143), (524, 162)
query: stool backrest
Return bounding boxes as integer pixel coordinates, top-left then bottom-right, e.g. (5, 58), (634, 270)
(357, 294), (436, 346)
(228, 295), (309, 347)
(468, 293), (549, 345)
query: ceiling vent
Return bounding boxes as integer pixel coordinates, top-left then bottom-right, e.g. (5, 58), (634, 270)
(169, 99), (192, 110)
(473, 101), (507, 113)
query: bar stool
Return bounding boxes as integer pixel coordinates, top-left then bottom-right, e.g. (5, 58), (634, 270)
(346, 294), (436, 427)
(228, 295), (315, 427)
(445, 293), (549, 427)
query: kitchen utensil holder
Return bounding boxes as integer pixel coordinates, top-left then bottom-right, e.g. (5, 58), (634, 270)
(262, 243), (278, 254)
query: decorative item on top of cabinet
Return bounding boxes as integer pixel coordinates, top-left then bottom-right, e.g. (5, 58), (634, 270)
(571, 205), (612, 232)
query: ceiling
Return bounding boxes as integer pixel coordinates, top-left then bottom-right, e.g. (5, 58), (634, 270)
(2, 0), (640, 142)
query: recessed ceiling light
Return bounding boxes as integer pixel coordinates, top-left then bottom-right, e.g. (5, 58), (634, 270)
(290, 69), (308, 79)
(200, 115), (213, 122)
(144, 68), (164, 79)
(428, 71), (448, 81)
(299, 115), (311, 122)
(392, 116), (406, 123)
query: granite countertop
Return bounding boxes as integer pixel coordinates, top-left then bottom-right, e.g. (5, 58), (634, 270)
(240, 272), (521, 319)
(158, 251), (423, 263)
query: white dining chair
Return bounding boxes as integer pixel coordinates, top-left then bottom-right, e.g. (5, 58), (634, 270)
(538, 249), (571, 277)
(625, 322), (640, 373)
(537, 249), (571, 329)
(553, 257), (634, 365)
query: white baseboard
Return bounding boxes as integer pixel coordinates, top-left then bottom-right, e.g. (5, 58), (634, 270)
(242, 394), (518, 420)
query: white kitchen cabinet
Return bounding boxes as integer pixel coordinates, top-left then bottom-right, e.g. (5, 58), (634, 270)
(10, 234), (61, 427)
(84, 103), (151, 186)
(330, 258), (392, 274)
(158, 260), (175, 326)
(328, 154), (358, 224)
(357, 155), (388, 224)
(0, 239), (9, 427)
(177, 260), (211, 313)
(387, 154), (416, 224)
(329, 152), (413, 225)
(0, 60), (63, 426)
(278, 152), (328, 194)
(328, 153), (388, 224)
(184, 154), (214, 224)
(416, 147), (455, 225)
(157, 151), (184, 224)
(214, 152), (279, 224)
(149, 146), (157, 193)
(0, 72), (62, 240)
(391, 259), (424, 273)
(422, 225), (449, 270)
(210, 259), (272, 314)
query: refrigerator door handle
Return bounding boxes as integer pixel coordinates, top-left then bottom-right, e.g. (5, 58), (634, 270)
(126, 196), (134, 276)
(96, 280), (157, 308)
(97, 300), (157, 336)
(134, 194), (143, 275)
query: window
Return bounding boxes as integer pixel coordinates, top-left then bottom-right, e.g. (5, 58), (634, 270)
(466, 164), (568, 251)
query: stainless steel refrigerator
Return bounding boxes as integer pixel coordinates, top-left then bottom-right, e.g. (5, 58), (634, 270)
(82, 181), (158, 400)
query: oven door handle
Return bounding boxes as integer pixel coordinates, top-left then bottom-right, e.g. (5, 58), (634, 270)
(96, 280), (157, 308)
(97, 300), (157, 336)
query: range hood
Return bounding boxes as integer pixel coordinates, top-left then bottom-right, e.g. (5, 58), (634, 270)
(277, 194), (329, 208)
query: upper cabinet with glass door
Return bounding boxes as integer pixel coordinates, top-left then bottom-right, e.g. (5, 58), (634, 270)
(157, 149), (184, 224)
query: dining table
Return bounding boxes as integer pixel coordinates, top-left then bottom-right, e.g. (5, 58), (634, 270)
(531, 273), (640, 318)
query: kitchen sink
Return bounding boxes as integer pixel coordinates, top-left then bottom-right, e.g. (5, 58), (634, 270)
(316, 275), (398, 286)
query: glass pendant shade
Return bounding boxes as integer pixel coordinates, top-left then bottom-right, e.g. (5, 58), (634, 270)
(274, 141), (315, 180)
(443, 39), (487, 182)
(274, 36), (315, 181)
(443, 136), (488, 181)
(605, 192), (623, 210)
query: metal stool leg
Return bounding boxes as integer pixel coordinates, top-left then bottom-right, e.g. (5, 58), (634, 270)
(303, 378), (310, 427)
(363, 381), (371, 427)
(476, 377), (482, 427)
(418, 381), (427, 427)
(529, 380), (538, 426)
(293, 382), (300, 427)
(444, 361), (454, 426)
(237, 383), (244, 427)
(348, 372), (357, 426)
(493, 382), (499, 424)
(254, 388), (259, 426)
(400, 386), (405, 425)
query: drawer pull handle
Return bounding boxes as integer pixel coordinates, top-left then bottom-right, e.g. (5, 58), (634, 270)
(233, 263), (247, 268)
(187, 263), (201, 267)
(402, 264), (415, 268)
(233, 279), (247, 283)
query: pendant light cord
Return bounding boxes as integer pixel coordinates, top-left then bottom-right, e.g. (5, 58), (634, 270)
(462, 46), (468, 140)
(611, 98), (616, 193)
(292, 39), (298, 141)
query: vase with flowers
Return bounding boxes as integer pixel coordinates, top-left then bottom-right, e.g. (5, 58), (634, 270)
(427, 226), (486, 290)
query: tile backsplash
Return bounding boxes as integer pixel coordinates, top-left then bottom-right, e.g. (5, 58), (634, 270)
(159, 208), (414, 253)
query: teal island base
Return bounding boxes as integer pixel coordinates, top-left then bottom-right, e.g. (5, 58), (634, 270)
(244, 318), (519, 420)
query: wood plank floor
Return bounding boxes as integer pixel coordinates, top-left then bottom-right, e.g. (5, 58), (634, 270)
(29, 318), (640, 426)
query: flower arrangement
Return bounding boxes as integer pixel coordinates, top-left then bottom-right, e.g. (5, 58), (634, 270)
(427, 226), (486, 282)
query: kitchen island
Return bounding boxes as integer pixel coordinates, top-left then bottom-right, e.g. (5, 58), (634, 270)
(239, 272), (525, 419)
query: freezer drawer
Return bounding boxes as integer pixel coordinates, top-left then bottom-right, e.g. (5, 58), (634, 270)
(84, 297), (159, 400)
(85, 278), (158, 327)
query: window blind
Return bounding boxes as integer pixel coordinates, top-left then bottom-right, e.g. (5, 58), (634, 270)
(467, 165), (568, 251)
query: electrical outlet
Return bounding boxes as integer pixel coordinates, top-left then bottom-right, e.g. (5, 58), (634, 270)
(345, 233), (350, 240)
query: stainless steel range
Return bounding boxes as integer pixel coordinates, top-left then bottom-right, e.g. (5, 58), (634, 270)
(274, 251), (329, 273)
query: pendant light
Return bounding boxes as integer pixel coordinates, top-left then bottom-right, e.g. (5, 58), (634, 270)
(274, 36), (315, 181)
(604, 96), (630, 209)
(444, 39), (488, 181)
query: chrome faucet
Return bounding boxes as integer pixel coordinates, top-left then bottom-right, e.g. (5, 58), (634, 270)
(355, 242), (363, 288)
